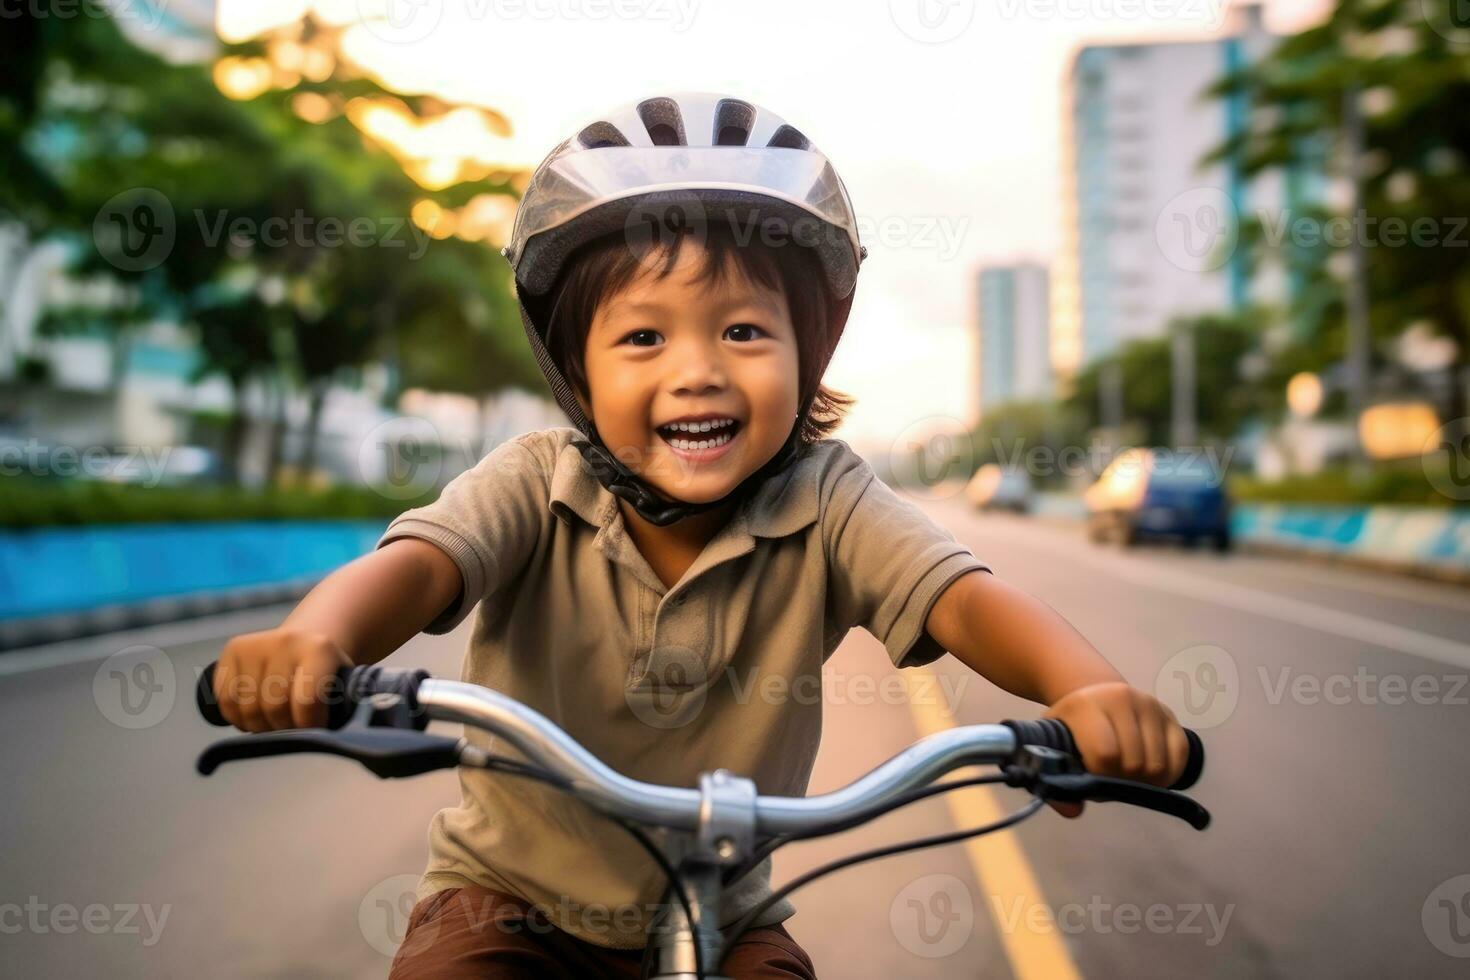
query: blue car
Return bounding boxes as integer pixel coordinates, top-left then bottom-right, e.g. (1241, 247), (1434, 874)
(1084, 449), (1232, 551)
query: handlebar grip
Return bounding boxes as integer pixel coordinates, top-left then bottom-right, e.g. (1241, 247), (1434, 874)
(196, 662), (357, 730)
(1002, 718), (1205, 791)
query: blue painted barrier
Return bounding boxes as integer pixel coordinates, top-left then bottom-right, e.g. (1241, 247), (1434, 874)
(0, 521), (387, 622)
(1234, 504), (1470, 575)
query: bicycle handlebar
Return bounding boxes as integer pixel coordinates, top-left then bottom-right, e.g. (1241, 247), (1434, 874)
(196, 662), (1207, 833)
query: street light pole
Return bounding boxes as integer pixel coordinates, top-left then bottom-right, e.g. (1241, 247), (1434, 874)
(1171, 319), (1197, 449)
(1342, 82), (1372, 477)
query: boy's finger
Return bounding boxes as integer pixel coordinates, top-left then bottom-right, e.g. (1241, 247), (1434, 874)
(1048, 800), (1084, 819)
(1164, 719), (1191, 785)
(1136, 700), (1170, 785)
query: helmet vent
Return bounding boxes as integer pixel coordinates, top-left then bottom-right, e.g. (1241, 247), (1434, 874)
(766, 125), (811, 151)
(577, 121), (630, 149)
(713, 98), (755, 146)
(636, 97), (687, 146)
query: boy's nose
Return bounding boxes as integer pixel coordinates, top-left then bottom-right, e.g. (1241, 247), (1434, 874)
(668, 342), (728, 395)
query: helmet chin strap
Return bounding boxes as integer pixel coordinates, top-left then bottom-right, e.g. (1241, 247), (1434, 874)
(569, 410), (806, 527)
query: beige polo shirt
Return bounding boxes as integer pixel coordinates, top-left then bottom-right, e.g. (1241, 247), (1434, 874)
(377, 425), (989, 950)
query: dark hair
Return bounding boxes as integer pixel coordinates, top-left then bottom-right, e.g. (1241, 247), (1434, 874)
(530, 219), (854, 446)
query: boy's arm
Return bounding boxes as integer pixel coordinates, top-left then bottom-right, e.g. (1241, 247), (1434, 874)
(279, 537), (463, 664)
(923, 569), (1190, 789)
(215, 538), (461, 732)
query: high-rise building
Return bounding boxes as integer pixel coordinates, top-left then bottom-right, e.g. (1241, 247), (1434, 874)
(976, 263), (1051, 415)
(1052, 3), (1286, 382)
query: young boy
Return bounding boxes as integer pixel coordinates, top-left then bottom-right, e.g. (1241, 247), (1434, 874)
(212, 94), (1190, 979)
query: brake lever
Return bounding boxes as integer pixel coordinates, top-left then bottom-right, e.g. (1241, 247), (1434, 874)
(197, 699), (460, 779)
(1005, 746), (1212, 831)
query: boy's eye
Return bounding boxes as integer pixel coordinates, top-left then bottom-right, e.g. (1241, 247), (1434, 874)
(724, 323), (766, 342)
(621, 329), (663, 347)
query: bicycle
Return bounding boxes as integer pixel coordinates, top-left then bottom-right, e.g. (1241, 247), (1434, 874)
(196, 663), (1209, 979)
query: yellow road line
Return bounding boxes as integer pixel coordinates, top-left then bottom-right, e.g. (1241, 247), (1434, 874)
(906, 666), (1084, 980)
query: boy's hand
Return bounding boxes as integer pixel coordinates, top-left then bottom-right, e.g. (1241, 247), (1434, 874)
(212, 628), (352, 733)
(1041, 681), (1190, 818)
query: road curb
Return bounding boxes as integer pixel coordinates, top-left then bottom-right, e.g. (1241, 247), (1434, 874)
(0, 577), (320, 651)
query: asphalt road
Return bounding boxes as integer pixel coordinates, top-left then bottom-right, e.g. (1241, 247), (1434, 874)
(4, 497), (1470, 978)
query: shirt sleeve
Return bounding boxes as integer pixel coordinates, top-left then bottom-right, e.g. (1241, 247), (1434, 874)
(376, 431), (552, 634)
(823, 447), (990, 669)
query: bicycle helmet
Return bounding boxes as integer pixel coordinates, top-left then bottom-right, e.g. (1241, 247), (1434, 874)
(501, 92), (866, 526)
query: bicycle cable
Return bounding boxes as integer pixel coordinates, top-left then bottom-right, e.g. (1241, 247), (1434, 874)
(716, 796), (1046, 971)
(466, 752), (709, 980)
(471, 753), (1039, 980)
(720, 772), (1012, 888)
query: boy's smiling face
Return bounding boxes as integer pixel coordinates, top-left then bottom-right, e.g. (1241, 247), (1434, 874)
(579, 238), (800, 505)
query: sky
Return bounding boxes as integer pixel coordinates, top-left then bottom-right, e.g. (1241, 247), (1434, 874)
(217, 0), (1333, 455)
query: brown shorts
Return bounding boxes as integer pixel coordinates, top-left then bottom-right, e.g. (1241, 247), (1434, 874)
(387, 883), (818, 979)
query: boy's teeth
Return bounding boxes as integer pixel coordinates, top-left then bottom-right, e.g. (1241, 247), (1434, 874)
(666, 428), (735, 451)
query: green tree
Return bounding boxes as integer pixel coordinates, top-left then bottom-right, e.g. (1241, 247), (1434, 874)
(1208, 0), (1470, 432)
(1066, 312), (1260, 445)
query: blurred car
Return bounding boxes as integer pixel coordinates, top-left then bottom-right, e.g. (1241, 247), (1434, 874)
(965, 464), (1033, 514)
(1084, 448), (1232, 551)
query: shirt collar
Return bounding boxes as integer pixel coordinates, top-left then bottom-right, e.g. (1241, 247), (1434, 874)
(548, 440), (819, 538)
